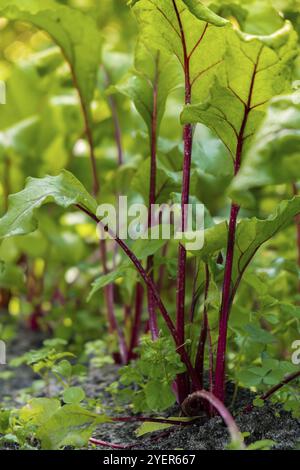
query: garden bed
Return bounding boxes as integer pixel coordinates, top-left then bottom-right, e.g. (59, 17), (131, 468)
(1, 333), (299, 451)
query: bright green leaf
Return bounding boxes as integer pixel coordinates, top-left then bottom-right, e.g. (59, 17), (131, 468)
(63, 387), (86, 404)
(0, 170), (97, 240)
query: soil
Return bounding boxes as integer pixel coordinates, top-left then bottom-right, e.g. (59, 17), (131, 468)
(1, 330), (299, 451)
(87, 366), (300, 450)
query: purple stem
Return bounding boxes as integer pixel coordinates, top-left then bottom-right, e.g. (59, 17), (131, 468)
(99, 240), (129, 364)
(147, 52), (160, 340)
(188, 390), (245, 447)
(195, 264), (210, 388)
(244, 369), (300, 413)
(172, 0), (193, 404)
(90, 438), (134, 450)
(128, 282), (144, 360)
(214, 51), (261, 402)
(76, 204), (201, 390)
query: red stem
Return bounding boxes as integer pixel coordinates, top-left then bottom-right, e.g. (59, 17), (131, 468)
(214, 51), (261, 402)
(260, 369), (300, 402)
(147, 52), (160, 340)
(128, 282), (144, 360)
(214, 203), (240, 401)
(244, 369), (300, 413)
(172, 0), (193, 405)
(195, 264), (210, 388)
(76, 204), (201, 390)
(188, 390), (244, 447)
(89, 438), (134, 450)
(100, 240), (129, 364)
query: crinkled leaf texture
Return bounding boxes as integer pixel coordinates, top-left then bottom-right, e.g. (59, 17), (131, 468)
(0, 170), (97, 240)
(132, 0), (228, 103)
(181, 21), (297, 165)
(0, 0), (101, 111)
(230, 91), (300, 206)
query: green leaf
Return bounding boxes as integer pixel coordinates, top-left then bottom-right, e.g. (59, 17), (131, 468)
(37, 404), (110, 450)
(63, 387), (86, 404)
(181, 0), (228, 26)
(0, 170), (97, 240)
(131, 157), (182, 204)
(0, 410), (11, 434)
(247, 439), (276, 450)
(212, 0), (285, 36)
(237, 370), (263, 387)
(52, 359), (73, 378)
(0, 117), (39, 154)
(253, 397), (265, 408)
(132, 0), (227, 104)
(183, 221), (228, 257)
(181, 21), (297, 200)
(231, 196), (300, 288)
(132, 236), (168, 259)
(0, 263), (25, 291)
(19, 398), (61, 426)
(230, 91), (300, 205)
(87, 265), (131, 301)
(244, 324), (275, 344)
(145, 381), (175, 411)
(135, 421), (172, 437)
(0, 0), (101, 111)
(135, 415), (197, 437)
(113, 41), (180, 134)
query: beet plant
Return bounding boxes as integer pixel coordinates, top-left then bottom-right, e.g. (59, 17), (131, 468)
(0, 0), (300, 451)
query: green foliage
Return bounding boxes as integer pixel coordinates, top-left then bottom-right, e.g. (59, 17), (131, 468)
(113, 41), (180, 135)
(0, 0), (101, 114)
(181, 20), (297, 162)
(14, 398), (109, 450)
(231, 91), (300, 204)
(113, 336), (186, 412)
(37, 404), (107, 450)
(135, 416), (195, 437)
(238, 356), (298, 388)
(0, 171), (97, 240)
(1, 0), (300, 451)
(133, 0), (228, 103)
(9, 339), (86, 392)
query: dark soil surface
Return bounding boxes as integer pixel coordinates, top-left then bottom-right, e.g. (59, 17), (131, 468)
(1, 330), (299, 450)
(87, 366), (300, 450)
